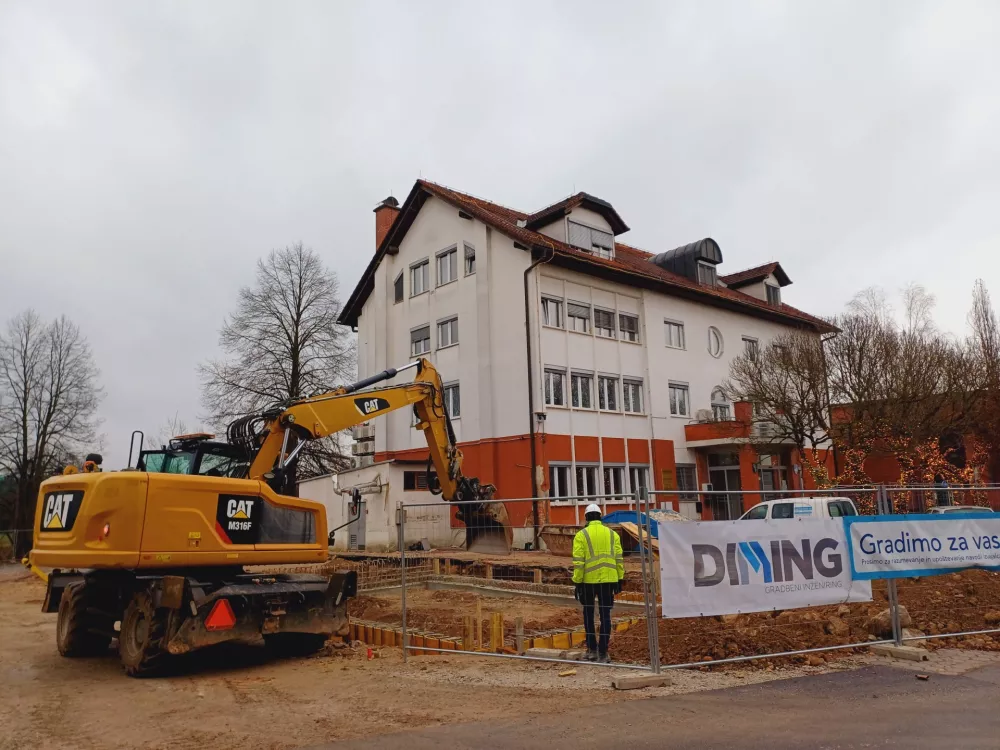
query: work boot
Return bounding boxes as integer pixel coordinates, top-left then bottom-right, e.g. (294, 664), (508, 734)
(585, 650), (598, 662)
(598, 652), (611, 664)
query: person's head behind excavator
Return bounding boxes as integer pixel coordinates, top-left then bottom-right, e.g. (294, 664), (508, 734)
(584, 502), (602, 523)
(82, 453), (104, 473)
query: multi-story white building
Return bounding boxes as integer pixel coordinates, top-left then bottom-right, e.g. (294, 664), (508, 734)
(302, 180), (834, 550)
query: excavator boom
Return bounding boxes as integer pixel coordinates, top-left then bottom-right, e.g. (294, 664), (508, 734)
(238, 359), (511, 553)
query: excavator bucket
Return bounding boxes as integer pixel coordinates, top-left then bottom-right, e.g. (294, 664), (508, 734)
(462, 501), (513, 555)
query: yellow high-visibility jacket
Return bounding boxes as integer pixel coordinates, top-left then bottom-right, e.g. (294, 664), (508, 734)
(572, 520), (625, 584)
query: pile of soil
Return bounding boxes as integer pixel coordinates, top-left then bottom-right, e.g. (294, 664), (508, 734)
(611, 570), (1000, 668)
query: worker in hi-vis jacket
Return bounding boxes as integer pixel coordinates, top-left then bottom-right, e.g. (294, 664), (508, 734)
(572, 503), (625, 663)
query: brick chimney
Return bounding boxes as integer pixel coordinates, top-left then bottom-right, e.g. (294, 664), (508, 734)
(374, 196), (400, 248)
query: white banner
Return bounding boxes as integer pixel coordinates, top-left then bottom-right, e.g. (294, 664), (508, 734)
(845, 513), (1000, 580)
(658, 519), (873, 618)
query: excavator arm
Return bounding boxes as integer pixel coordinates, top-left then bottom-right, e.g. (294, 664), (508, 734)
(235, 359), (511, 553)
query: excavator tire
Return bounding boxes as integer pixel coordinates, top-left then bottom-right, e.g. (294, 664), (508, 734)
(56, 582), (112, 657)
(263, 632), (329, 658)
(119, 590), (169, 677)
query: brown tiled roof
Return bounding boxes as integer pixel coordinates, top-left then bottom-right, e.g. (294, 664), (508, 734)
(524, 192), (629, 234)
(720, 262), (791, 288)
(339, 180), (834, 333)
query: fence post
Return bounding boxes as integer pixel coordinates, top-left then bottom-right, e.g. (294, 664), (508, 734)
(876, 486), (904, 647)
(397, 502), (408, 663)
(636, 488), (660, 673)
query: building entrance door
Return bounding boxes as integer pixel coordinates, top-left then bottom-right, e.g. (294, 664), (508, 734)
(707, 452), (743, 520)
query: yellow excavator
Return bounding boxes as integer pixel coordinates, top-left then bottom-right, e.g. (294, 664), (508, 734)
(30, 358), (509, 676)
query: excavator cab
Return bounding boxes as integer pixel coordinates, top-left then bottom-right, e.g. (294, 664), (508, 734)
(137, 434), (251, 479)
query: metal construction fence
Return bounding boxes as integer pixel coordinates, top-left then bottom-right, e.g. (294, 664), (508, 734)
(0, 530), (31, 563)
(379, 485), (1000, 672)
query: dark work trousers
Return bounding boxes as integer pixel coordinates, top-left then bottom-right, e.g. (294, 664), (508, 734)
(581, 582), (616, 654)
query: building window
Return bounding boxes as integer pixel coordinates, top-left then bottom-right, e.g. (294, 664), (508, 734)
(568, 221), (614, 259)
(410, 325), (431, 356)
(598, 375), (618, 411)
(567, 302), (591, 333)
(393, 272), (404, 303)
(743, 337), (759, 360)
(665, 320), (685, 349)
(464, 242), (476, 275)
(619, 313), (639, 342)
(542, 297), (563, 328)
(575, 464), (599, 497)
(623, 378), (643, 414)
(669, 382), (690, 417)
(676, 464), (697, 501)
(629, 466), (650, 497)
(766, 284), (781, 306)
(437, 247), (457, 286)
(697, 261), (717, 286)
(571, 371), (593, 409)
(410, 260), (429, 296)
(549, 465), (571, 501)
(594, 309), (615, 338)
(603, 466), (625, 498)
(443, 382), (460, 418)
(544, 368), (566, 406)
(711, 386), (731, 421)
(403, 471), (428, 491)
(437, 317), (459, 348)
(708, 326), (724, 358)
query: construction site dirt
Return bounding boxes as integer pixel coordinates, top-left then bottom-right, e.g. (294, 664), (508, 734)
(5, 561), (1000, 749)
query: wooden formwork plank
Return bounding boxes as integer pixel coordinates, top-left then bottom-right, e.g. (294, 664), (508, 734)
(515, 617), (525, 654)
(571, 630), (586, 647)
(412, 634), (425, 656)
(463, 616), (475, 651)
(491, 612), (504, 652)
(552, 632), (571, 650)
(374, 627), (383, 647)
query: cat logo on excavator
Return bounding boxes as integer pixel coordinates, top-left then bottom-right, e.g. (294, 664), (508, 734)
(40, 491), (83, 532)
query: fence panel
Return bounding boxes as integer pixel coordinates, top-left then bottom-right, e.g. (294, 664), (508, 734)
(391, 494), (655, 670)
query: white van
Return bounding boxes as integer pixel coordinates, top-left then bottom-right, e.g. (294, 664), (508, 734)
(739, 496), (859, 521)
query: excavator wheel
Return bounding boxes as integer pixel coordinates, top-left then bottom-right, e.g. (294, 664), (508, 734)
(119, 590), (169, 677)
(56, 582), (113, 657)
(263, 632), (329, 658)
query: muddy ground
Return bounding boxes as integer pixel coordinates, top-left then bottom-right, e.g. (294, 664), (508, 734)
(0, 569), (813, 750)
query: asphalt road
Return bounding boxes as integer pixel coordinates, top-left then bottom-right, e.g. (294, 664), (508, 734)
(315, 664), (1000, 749)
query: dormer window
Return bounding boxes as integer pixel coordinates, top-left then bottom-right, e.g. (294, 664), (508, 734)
(766, 284), (781, 306)
(697, 261), (717, 286)
(568, 221), (614, 260)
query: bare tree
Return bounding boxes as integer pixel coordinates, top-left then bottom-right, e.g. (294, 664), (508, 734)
(0, 311), (102, 528)
(967, 279), (1000, 479)
(144, 413), (191, 451)
(200, 243), (355, 487)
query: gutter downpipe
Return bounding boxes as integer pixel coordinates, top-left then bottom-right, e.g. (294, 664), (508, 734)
(524, 243), (556, 548)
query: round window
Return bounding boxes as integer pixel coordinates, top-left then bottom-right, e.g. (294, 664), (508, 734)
(708, 327), (724, 358)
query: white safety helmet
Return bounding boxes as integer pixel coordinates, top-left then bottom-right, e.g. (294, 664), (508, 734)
(585, 503), (602, 516)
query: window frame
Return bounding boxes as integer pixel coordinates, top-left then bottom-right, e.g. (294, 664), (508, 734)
(745, 504), (768, 520)
(541, 297), (564, 328)
(697, 261), (717, 286)
(710, 386), (731, 421)
(742, 336), (759, 360)
(597, 374), (619, 412)
(549, 464), (572, 503)
(567, 301), (591, 334)
(410, 325), (431, 357)
(594, 308), (616, 339)
(628, 465), (650, 497)
(771, 503), (795, 520)
(437, 316), (459, 349)
(567, 220), (615, 259)
(707, 326), (724, 358)
(676, 464), (698, 502)
(603, 465), (626, 499)
(575, 464), (600, 498)
(543, 368), (567, 407)
(619, 313), (639, 343)
(570, 370), (594, 410)
(443, 381), (461, 419)
(410, 259), (430, 297)
(766, 284), (781, 306)
(403, 471), (428, 491)
(436, 246), (458, 287)
(664, 319), (686, 350)
(623, 378), (643, 414)
(464, 242), (476, 275)
(393, 272), (404, 304)
(669, 381), (690, 417)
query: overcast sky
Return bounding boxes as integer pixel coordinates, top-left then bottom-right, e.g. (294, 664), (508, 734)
(2, 1), (998, 468)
